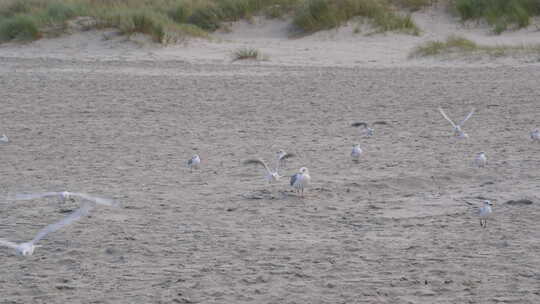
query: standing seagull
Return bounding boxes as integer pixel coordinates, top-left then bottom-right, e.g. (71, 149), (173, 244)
(439, 107), (475, 138)
(290, 167), (311, 197)
(478, 200), (493, 228)
(474, 152), (487, 168)
(0, 134), (8, 143)
(13, 191), (119, 207)
(244, 158), (281, 183)
(276, 149), (294, 169)
(188, 154), (201, 172)
(351, 143), (362, 162)
(531, 129), (540, 141)
(0, 203), (94, 256)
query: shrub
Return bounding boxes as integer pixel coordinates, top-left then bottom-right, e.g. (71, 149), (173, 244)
(454, 0), (537, 34)
(0, 15), (40, 42)
(232, 47), (261, 60)
(46, 2), (81, 22)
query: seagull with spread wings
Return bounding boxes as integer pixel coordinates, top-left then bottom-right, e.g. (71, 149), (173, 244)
(439, 107), (475, 138)
(0, 203), (94, 256)
(13, 191), (119, 207)
(276, 149), (294, 169)
(351, 121), (387, 137)
(244, 158), (282, 183)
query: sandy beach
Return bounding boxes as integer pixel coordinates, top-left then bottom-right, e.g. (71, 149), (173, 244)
(1, 6), (540, 304)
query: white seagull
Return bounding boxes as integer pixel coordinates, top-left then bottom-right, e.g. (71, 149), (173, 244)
(439, 107), (475, 138)
(290, 167), (311, 197)
(188, 154), (201, 172)
(0, 203), (94, 256)
(276, 149), (294, 169)
(244, 158), (281, 183)
(474, 152), (487, 168)
(0, 134), (8, 143)
(351, 143), (362, 162)
(478, 200), (493, 228)
(531, 129), (540, 141)
(13, 191), (119, 207)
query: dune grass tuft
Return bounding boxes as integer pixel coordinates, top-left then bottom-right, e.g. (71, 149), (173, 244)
(232, 47), (263, 60)
(410, 35), (540, 58)
(0, 15), (41, 42)
(291, 0), (420, 35)
(453, 0), (539, 34)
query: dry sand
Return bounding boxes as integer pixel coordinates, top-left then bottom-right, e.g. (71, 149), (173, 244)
(1, 6), (540, 304)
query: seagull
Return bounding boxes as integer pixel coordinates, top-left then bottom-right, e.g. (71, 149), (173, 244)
(351, 121), (387, 137)
(12, 191), (119, 207)
(0, 134), (8, 143)
(531, 129), (540, 141)
(474, 152), (487, 168)
(0, 203), (94, 256)
(187, 154), (201, 172)
(478, 200), (493, 228)
(439, 107), (475, 138)
(290, 167), (311, 197)
(276, 149), (294, 169)
(351, 143), (362, 162)
(244, 158), (281, 183)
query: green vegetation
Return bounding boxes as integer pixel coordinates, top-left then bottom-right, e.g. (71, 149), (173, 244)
(232, 47), (263, 60)
(0, 15), (40, 42)
(452, 0), (540, 34)
(291, 0), (420, 35)
(410, 35), (540, 58)
(0, 0), (424, 44)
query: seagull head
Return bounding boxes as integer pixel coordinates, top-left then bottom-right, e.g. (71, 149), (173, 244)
(484, 200), (493, 206)
(299, 167), (309, 174)
(276, 150), (286, 159)
(353, 143), (360, 148)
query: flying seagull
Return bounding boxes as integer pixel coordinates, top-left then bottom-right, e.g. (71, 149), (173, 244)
(13, 191), (119, 207)
(188, 154), (201, 172)
(0, 203), (94, 256)
(439, 107), (475, 138)
(351, 143), (362, 162)
(351, 121), (387, 137)
(290, 167), (311, 197)
(474, 152), (487, 168)
(244, 158), (281, 183)
(0, 134), (8, 143)
(478, 200), (493, 228)
(276, 149), (294, 169)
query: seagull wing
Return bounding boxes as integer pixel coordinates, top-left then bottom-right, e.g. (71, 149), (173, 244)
(438, 108), (457, 128)
(351, 122), (368, 128)
(279, 152), (295, 160)
(0, 239), (19, 250)
(290, 173), (299, 186)
(244, 159), (273, 175)
(459, 108), (475, 126)
(70, 192), (120, 207)
(13, 192), (61, 201)
(31, 203), (94, 245)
